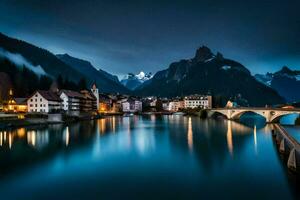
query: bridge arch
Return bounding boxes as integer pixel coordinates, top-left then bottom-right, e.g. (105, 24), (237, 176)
(230, 110), (266, 121)
(269, 112), (300, 123)
(209, 110), (228, 119)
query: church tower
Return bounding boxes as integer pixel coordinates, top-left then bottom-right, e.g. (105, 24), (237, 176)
(91, 83), (99, 110)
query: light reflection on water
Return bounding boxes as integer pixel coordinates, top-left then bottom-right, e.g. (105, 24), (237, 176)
(0, 115), (299, 200)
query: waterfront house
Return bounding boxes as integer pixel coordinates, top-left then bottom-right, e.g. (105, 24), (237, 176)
(109, 94), (129, 113)
(27, 90), (62, 113)
(167, 100), (184, 112)
(3, 97), (27, 113)
(162, 101), (170, 111)
(14, 98), (28, 112)
(80, 90), (97, 113)
(59, 90), (85, 115)
(122, 98), (143, 113)
(184, 95), (212, 109)
(98, 93), (113, 113)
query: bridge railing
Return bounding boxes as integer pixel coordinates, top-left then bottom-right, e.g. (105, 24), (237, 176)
(274, 124), (300, 173)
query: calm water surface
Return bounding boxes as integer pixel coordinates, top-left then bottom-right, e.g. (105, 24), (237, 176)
(0, 115), (299, 200)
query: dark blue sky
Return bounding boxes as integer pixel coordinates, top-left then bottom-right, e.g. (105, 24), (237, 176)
(0, 0), (299, 77)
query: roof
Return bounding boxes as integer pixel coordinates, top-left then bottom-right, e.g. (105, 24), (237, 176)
(60, 90), (85, 99)
(81, 90), (97, 100)
(29, 90), (62, 102)
(14, 98), (27, 105)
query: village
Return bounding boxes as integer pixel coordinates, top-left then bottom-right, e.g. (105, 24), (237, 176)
(0, 83), (213, 126)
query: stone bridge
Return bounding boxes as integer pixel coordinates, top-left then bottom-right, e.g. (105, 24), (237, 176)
(208, 107), (300, 123)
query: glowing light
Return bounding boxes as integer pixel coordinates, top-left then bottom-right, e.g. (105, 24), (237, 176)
(8, 133), (12, 149)
(4, 131), (6, 142)
(101, 119), (106, 134)
(254, 125), (257, 154)
(64, 127), (70, 146)
(17, 128), (26, 138)
(112, 116), (116, 133)
(227, 120), (233, 156)
(187, 117), (193, 151)
(27, 130), (36, 147)
(0, 132), (2, 146)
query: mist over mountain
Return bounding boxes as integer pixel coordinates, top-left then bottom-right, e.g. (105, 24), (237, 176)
(255, 66), (300, 102)
(0, 48), (47, 76)
(0, 32), (129, 94)
(135, 46), (284, 106)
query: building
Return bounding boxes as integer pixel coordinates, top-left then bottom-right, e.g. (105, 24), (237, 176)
(27, 90), (62, 113)
(14, 98), (28, 112)
(162, 101), (170, 111)
(122, 99), (143, 113)
(109, 94), (129, 113)
(80, 90), (97, 113)
(2, 89), (27, 113)
(3, 98), (27, 113)
(168, 100), (184, 111)
(98, 93), (113, 113)
(59, 90), (85, 115)
(91, 83), (100, 110)
(184, 95), (212, 109)
(225, 100), (238, 108)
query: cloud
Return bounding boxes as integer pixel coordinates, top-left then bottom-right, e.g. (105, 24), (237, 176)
(0, 48), (47, 76)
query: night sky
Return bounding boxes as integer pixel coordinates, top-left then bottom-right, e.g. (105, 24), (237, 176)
(0, 0), (299, 78)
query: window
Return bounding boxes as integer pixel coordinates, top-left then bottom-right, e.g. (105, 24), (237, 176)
(35, 104), (37, 107)
(40, 98), (43, 102)
(31, 99), (33, 102)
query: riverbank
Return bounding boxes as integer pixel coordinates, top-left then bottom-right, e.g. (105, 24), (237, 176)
(0, 113), (106, 129)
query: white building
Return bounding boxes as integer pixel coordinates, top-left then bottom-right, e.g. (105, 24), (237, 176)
(167, 100), (184, 112)
(162, 102), (169, 111)
(184, 95), (212, 109)
(27, 90), (62, 113)
(59, 90), (84, 115)
(122, 99), (143, 113)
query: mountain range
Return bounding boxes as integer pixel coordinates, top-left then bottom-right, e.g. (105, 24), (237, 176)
(0, 32), (294, 106)
(134, 46), (284, 106)
(255, 66), (300, 102)
(0, 32), (129, 94)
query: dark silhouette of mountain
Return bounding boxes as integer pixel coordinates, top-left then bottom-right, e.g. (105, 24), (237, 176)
(255, 66), (300, 102)
(56, 54), (128, 93)
(135, 46), (284, 106)
(0, 32), (83, 82)
(0, 32), (129, 94)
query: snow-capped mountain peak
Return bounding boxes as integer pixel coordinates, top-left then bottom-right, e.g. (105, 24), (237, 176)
(136, 71), (146, 79)
(121, 71), (153, 90)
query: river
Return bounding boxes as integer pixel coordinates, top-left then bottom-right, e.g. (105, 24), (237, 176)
(0, 114), (299, 199)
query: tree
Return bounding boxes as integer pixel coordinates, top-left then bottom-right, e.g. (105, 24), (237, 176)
(56, 75), (64, 89)
(78, 78), (87, 90)
(39, 75), (52, 90)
